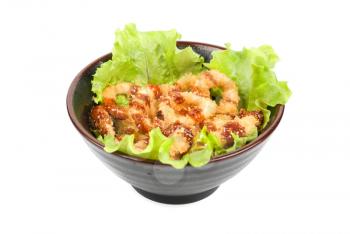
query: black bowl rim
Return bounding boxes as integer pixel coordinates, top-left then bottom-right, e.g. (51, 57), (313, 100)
(66, 41), (284, 167)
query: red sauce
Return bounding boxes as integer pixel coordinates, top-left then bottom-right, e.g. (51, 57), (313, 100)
(162, 122), (182, 137)
(124, 127), (135, 135)
(222, 121), (246, 145)
(161, 122), (193, 143)
(103, 98), (128, 120)
(130, 100), (145, 111)
(116, 135), (123, 141)
(179, 107), (204, 123)
(183, 128), (194, 143)
(223, 121), (245, 137)
(239, 109), (263, 125)
(205, 122), (217, 131)
(171, 91), (185, 104)
(178, 109), (187, 115)
(131, 114), (151, 133)
(149, 85), (161, 99)
(130, 85), (139, 95)
(188, 107), (204, 123)
(136, 93), (150, 106)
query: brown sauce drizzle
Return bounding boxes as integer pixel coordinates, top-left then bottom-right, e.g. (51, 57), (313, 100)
(130, 100), (145, 111)
(239, 109), (264, 125)
(131, 114), (152, 133)
(162, 122), (182, 137)
(130, 85), (139, 95)
(222, 121), (246, 146)
(135, 93), (150, 106)
(183, 127), (194, 143)
(103, 98), (128, 120)
(170, 90), (185, 104)
(179, 107), (204, 123)
(149, 85), (161, 99)
(205, 122), (217, 131)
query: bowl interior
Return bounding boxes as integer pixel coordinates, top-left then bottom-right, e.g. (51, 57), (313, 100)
(68, 41), (282, 163)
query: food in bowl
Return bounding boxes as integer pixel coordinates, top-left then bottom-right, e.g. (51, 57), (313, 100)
(89, 24), (291, 169)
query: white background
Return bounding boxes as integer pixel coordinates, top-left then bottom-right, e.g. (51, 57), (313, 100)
(1, 0), (349, 233)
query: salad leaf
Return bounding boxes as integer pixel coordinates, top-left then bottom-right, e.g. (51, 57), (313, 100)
(91, 60), (115, 103)
(158, 128), (215, 168)
(206, 45), (291, 127)
(115, 94), (129, 106)
(187, 127), (213, 168)
(100, 126), (214, 169)
(158, 139), (189, 169)
(222, 128), (258, 154)
(92, 24), (204, 103)
(99, 128), (168, 160)
(209, 128), (259, 156)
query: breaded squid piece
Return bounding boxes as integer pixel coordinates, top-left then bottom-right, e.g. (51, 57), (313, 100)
(161, 122), (195, 160)
(176, 70), (240, 116)
(204, 110), (263, 147)
(90, 105), (115, 136)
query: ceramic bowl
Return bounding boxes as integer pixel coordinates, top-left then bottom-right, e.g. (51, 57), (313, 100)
(67, 41), (284, 204)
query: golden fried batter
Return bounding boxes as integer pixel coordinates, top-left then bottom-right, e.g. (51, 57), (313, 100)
(90, 70), (262, 159)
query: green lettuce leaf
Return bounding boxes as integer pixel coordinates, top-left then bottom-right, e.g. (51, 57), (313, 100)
(115, 94), (129, 106)
(158, 128), (215, 168)
(98, 125), (258, 168)
(223, 128), (258, 154)
(206, 45), (291, 127)
(91, 60), (115, 103)
(209, 128), (259, 156)
(99, 128), (168, 160)
(92, 24), (204, 103)
(158, 139), (189, 169)
(186, 127), (213, 168)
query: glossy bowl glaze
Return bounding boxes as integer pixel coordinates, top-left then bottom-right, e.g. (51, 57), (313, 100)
(67, 41), (284, 204)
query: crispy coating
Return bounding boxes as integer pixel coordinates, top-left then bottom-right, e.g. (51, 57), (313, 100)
(90, 70), (262, 158)
(204, 111), (262, 147)
(90, 105), (115, 136)
(176, 70), (240, 115)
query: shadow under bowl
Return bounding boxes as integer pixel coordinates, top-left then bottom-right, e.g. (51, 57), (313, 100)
(67, 41), (284, 204)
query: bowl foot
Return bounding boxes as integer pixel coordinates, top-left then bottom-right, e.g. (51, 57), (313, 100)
(132, 186), (219, 204)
